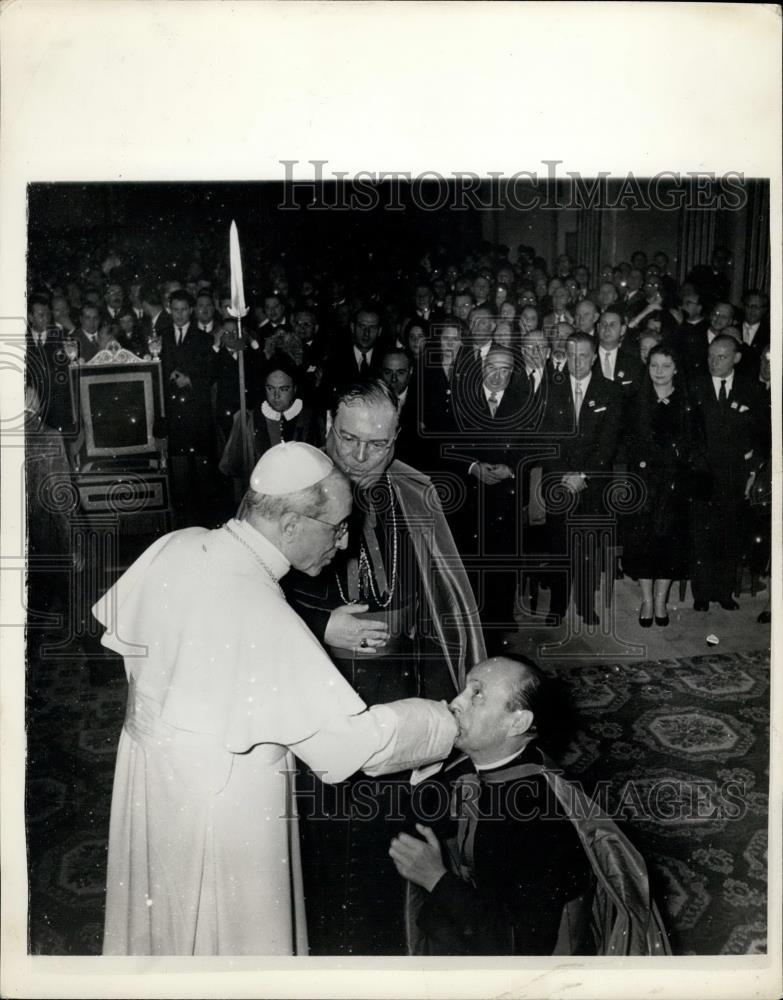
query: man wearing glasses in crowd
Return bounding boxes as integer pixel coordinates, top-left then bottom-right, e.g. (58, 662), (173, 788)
(284, 378), (485, 957)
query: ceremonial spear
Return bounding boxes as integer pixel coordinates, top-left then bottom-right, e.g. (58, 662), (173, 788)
(227, 220), (253, 483)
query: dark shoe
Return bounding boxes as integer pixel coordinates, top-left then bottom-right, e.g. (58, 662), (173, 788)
(757, 609), (771, 624)
(693, 601), (709, 612)
(655, 614), (670, 627)
(719, 599), (739, 611)
(639, 613), (653, 628)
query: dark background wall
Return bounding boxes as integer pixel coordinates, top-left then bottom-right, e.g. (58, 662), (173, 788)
(28, 179), (769, 301)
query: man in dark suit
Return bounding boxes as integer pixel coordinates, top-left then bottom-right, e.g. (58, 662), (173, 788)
(290, 307), (328, 406)
(253, 291), (291, 343)
(193, 289), (219, 336)
(541, 333), (623, 625)
(596, 310), (645, 400)
(378, 346), (419, 465)
(26, 294), (73, 434)
(320, 307), (385, 400)
(450, 345), (532, 652)
(738, 289), (770, 359)
(573, 299), (599, 338)
(681, 301), (735, 382)
(453, 305), (499, 393)
(74, 303), (102, 361)
(622, 269), (647, 321)
(412, 282), (441, 324)
(102, 281), (125, 324)
(160, 290), (219, 526)
(140, 284), (172, 342)
(51, 294), (78, 338)
(518, 329), (551, 427)
(210, 317), (251, 447)
(686, 247), (731, 310)
(689, 335), (763, 611)
(675, 284), (710, 345)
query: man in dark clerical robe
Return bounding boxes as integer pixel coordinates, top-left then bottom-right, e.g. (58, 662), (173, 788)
(283, 379), (485, 957)
(392, 656), (592, 955)
(392, 655), (670, 956)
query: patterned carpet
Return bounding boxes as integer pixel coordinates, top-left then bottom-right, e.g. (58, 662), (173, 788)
(24, 629), (769, 956)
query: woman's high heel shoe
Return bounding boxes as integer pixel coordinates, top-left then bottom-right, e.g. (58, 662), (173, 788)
(655, 611), (669, 627)
(639, 604), (653, 628)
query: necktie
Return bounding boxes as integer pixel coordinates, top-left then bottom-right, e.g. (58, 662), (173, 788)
(488, 392), (499, 417)
(602, 351), (613, 380)
(359, 351), (370, 376)
(719, 379), (728, 405)
(574, 380), (584, 424)
(176, 326), (183, 346)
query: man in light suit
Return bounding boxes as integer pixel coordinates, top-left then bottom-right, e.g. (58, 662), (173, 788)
(541, 334), (623, 625)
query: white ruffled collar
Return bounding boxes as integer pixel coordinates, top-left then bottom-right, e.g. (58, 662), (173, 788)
(261, 398), (303, 422)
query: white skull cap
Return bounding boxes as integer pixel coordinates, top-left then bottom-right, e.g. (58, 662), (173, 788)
(249, 442), (334, 495)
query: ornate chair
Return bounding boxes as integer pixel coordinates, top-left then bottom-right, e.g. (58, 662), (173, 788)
(67, 342), (172, 545)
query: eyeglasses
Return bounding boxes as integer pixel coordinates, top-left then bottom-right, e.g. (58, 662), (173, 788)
(333, 427), (394, 455)
(299, 513), (350, 541)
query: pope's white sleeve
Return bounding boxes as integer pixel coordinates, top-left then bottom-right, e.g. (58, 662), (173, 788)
(290, 698), (457, 784)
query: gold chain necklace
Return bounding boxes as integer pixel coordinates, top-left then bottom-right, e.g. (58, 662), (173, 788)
(335, 474), (398, 608)
(223, 523), (284, 597)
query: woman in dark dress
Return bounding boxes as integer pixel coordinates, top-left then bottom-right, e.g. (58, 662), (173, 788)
(621, 344), (704, 626)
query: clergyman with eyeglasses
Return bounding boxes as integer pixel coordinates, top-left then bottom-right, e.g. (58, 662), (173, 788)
(283, 378), (485, 956)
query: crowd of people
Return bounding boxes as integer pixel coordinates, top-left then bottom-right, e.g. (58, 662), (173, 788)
(25, 231), (771, 958)
(26, 238), (772, 635)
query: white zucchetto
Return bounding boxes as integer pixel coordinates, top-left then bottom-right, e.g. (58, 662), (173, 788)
(249, 442), (333, 495)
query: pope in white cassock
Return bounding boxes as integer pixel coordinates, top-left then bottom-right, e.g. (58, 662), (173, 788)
(94, 442), (458, 956)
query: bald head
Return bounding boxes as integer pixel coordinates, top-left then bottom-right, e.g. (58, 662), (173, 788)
(449, 656), (543, 765)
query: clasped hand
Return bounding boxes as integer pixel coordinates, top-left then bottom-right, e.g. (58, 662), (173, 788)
(472, 462), (513, 485)
(561, 473), (587, 493)
(169, 370), (192, 389)
(389, 824), (447, 892)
